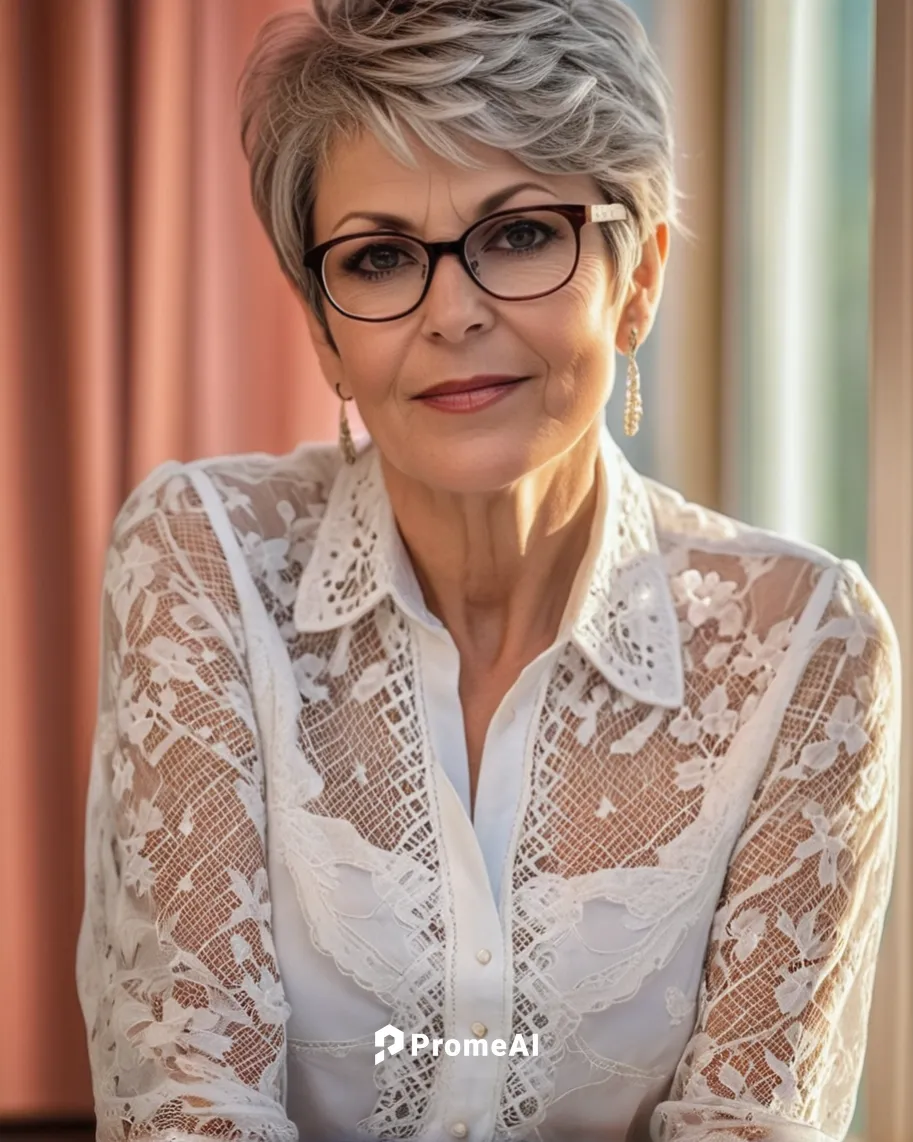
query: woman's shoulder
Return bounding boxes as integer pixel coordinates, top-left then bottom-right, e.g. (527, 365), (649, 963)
(190, 438), (342, 531)
(111, 440), (341, 542)
(644, 474), (839, 565)
(107, 443), (343, 624)
(642, 474), (899, 663)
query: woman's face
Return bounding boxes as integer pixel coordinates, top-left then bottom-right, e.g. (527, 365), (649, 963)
(304, 130), (665, 493)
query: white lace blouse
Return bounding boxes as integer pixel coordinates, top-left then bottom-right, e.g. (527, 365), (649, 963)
(76, 424), (901, 1142)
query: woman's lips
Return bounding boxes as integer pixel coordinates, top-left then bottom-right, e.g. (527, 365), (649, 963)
(414, 377), (528, 413)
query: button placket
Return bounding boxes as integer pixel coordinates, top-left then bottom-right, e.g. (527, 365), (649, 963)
(473, 659), (556, 908)
(428, 767), (507, 1142)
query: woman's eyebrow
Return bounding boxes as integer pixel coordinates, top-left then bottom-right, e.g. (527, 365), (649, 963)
(328, 181), (559, 236)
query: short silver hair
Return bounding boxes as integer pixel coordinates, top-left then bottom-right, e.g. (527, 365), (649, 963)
(238, 0), (677, 342)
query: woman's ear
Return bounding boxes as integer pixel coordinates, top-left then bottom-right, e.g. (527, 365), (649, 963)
(301, 299), (346, 395)
(615, 221), (670, 354)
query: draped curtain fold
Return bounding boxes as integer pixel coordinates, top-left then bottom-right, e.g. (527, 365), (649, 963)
(0, 0), (334, 1118)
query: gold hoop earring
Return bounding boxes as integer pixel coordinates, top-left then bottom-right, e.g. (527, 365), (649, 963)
(624, 327), (643, 438)
(335, 382), (357, 465)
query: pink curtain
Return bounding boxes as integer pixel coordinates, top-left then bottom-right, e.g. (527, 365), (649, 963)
(0, 0), (339, 1119)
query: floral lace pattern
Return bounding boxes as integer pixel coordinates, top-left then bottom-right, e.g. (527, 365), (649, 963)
(76, 462), (297, 1142)
(77, 433), (901, 1142)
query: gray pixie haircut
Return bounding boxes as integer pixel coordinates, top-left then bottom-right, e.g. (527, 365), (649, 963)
(238, 0), (677, 345)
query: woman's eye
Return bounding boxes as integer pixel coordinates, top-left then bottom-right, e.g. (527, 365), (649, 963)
(364, 246), (402, 270)
(342, 243), (415, 276)
(502, 222), (540, 248)
(488, 220), (557, 252)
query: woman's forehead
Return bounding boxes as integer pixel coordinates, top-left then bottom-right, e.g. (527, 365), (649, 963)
(313, 132), (596, 236)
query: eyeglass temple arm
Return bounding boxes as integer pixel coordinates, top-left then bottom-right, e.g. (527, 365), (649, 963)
(588, 204), (628, 223)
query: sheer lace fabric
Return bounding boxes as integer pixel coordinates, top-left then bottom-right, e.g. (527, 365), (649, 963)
(77, 430), (901, 1142)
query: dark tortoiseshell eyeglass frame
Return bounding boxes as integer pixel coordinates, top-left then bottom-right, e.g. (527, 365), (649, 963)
(302, 202), (630, 322)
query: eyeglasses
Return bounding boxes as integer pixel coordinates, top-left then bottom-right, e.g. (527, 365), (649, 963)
(302, 202), (628, 322)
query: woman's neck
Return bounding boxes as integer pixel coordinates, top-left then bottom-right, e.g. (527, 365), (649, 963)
(379, 423), (602, 671)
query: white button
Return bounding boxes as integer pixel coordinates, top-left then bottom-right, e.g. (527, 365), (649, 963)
(450, 1123), (468, 1138)
(476, 948), (492, 965)
(503, 705), (516, 724)
(470, 1021), (488, 1037)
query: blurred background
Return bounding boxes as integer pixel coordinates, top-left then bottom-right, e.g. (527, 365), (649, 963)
(0, 1), (910, 1139)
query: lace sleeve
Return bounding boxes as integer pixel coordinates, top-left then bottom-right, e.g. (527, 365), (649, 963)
(652, 560), (902, 1142)
(75, 462), (298, 1142)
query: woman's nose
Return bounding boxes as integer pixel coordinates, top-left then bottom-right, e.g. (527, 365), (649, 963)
(419, 252), (493, 339)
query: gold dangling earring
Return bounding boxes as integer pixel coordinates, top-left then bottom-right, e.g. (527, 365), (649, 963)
(624, 327), (643, 438)
(336, 382), (358, 465)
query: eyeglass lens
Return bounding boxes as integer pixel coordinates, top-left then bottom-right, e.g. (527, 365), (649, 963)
(321, 209), (577, 319)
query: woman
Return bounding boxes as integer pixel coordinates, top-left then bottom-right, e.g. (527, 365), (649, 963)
(76, 1), (901, 1140)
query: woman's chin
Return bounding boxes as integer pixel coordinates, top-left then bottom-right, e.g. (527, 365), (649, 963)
(392, 438), (552, 494)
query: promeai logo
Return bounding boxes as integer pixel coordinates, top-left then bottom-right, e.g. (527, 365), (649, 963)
(374, 1023), (539, 1065)
(375, 1023), (405, 1064)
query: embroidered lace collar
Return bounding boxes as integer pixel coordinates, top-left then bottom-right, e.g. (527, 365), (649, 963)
(293, 425), (685, 708)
